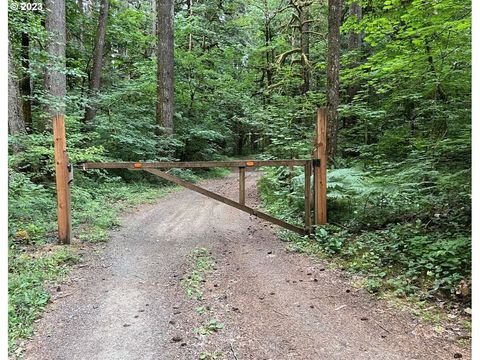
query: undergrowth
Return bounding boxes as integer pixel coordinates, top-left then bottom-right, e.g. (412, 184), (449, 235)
(259, 158), (471, 305)
(8, 248), (80, 352)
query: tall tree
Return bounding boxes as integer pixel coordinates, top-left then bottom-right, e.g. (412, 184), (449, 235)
(187, 0), (193, 51)
(298, 4), (310, 95)
(344, 1), (362, 127)
(84, 0), (109, 122)
(347, 2), (361, 51)
(44, 0), (67, 125)
(326, 0), (342, 157)
(156, 0), (175, 135)
(8, 45), (26, 138)
(20, 30), (32, 131)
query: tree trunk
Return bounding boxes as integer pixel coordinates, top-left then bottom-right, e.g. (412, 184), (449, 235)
(300, 7), (310, 95)
(8, 45), (26, 138)
(20, 31), (32, 131)
(156, 0), (175, 135)
(187, 0), (193, 51)
(347, 2), (362, 51)
(345, 1), (362, 127)
(326, 0), (342, 158)
(84, 0), (109, 123)
(263, 0), (273, 88)
(44, 0), (67, 127)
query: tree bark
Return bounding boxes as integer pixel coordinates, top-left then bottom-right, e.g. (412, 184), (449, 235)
(84, 0), (109, 122)
(347, 2), (362, 51)
(187, 0), (193, 51)
(8, 45), (26, 138)
(326, 0), (342, 158)
(300, 7), (310, 95)
(156, 0), (175, 135)
(44, 0), (67, 126)
(20, 30), (32, 131)
(345, 1), (362, 127)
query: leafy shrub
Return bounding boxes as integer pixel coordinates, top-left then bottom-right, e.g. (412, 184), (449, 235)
(8, 171), (57, 244)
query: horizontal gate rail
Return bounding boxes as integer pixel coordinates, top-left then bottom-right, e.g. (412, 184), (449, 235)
(82, 159), (309, 170)
(145, 168), (305, 235)
(81, 159), (316, 235)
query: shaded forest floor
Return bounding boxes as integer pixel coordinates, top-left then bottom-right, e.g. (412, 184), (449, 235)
(19, 172), (470, 360)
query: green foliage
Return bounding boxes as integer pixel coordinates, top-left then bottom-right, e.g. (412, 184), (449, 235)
(8, 248), (80, 351)
(8, 171), (57, 243)
(199, 351), (224, 360)
(194, 319), (224, 336)
(312, 223), (470, 298)
(259, 166), (307, 226)
(260, 157), (471, 300)
(181, 248), (214, 300)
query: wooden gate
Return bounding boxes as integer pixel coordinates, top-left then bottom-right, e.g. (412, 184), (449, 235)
(55, 108), (327, 243)
(83, 159), (315, 235)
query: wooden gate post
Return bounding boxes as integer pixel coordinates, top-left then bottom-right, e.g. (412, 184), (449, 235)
(239, 166), (246, 205)
(304, 161), (312, 233)
(53, 114), (72, 244)
(314, 108), (327, 225)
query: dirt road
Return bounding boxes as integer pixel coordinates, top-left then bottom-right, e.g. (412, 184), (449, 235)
(23, 172), (469, 360)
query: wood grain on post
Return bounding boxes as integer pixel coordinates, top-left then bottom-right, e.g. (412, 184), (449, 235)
(304, 162), (312, 232)
(239, 166), (246, 205)
(53, 114), (72, 244)
(314, 108), (327, 225)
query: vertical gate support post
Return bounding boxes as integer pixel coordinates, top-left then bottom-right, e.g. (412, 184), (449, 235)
(314, 108), (327, 225)
(239, 166), (246, 205)
(53, 114), (72, 244)
(304, 161), (312, 233)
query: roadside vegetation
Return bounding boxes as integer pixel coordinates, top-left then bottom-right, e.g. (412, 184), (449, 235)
(259, 150), (471, 305)
(259, 153), (471, 334)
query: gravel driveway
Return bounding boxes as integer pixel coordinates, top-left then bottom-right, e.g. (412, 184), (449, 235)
(22, 171), (469, 360)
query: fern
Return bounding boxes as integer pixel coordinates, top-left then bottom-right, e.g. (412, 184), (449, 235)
(327, 168), (375, 200)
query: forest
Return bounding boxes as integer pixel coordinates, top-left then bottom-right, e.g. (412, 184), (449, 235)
(8, 0), (471, 353)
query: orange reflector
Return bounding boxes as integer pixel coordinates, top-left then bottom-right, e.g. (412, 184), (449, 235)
(133, 162), (143, 168)
(246, 161), (255, 167)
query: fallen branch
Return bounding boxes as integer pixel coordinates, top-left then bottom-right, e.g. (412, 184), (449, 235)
(230, 342), (239, 360)
(273, 308), (292, 317)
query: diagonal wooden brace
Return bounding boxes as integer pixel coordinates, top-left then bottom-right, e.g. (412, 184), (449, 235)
(145, 168), (306, 235)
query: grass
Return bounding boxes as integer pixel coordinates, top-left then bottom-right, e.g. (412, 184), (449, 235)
(199, 350), (224, 359)
(181, 248), (215, 300)
(180, 247), (225, 357)
(8, 247), (80, 352)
